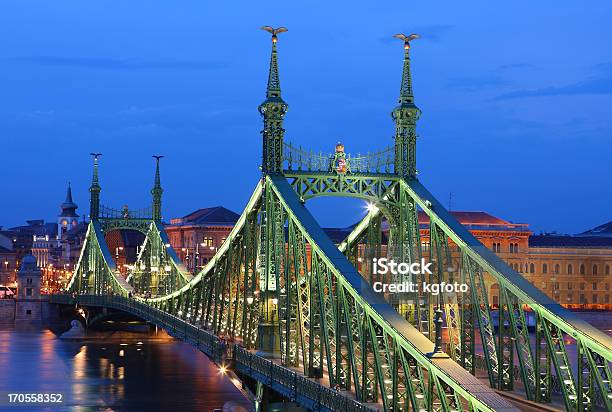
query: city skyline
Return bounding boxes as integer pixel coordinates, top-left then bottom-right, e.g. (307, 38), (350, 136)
(1, 1), (611, 233)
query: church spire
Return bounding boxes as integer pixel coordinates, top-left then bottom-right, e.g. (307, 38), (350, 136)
(151, 155), (164, 221)
(391, 33), (421, 178)
(89, 153), (102, 220)
(59, 182), (79, 218)
(65, 182), (75, 205)
(258, 26), (288, 175)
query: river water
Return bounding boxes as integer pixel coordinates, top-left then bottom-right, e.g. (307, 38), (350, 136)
(0, 326), (251, 411)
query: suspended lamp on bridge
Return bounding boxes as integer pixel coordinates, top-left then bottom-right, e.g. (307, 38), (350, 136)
(246, 296), (254, 304)
(366, 202), (379, 213)
(164, 265), (171, 272)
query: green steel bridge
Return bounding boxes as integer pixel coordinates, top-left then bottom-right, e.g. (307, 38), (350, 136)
(51, 29), (612, 412)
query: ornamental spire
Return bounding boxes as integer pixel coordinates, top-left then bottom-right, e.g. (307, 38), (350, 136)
(151, 155), (164, 221)
(391, 33), (421, 178)
(393, 33), (420, 105)
(89, 153), (102, 219)
(261, 26), (287, 99)
(258, 26), (289, 175)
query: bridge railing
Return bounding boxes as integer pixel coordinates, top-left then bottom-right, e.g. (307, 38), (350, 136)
(283, 141), (395, 174)
(51, 294), (376, 412)
(234, 347), (376, 412)
(99, 204), (153, 220)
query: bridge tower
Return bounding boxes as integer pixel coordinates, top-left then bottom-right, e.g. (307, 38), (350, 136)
(151, 155), (164, 222)
(258, 26), (288, 175)
(89, 153), (102, 220)
(386, 35), (426, 325)
(391, 34), (421, 178)
(256, 26), (289, 359)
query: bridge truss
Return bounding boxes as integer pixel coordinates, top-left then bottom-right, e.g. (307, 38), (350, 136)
(59, 29), (612, 412)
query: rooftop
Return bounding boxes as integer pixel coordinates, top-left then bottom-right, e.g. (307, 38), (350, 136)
(169, 206), (240, 227)
(418, 211), (530, 231)
(529, 235), (612, 248)
(2, 221), (58, 238)
(577, 220), (612, 238)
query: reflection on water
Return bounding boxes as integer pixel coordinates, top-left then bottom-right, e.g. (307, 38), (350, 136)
(0, 326), (250, 411)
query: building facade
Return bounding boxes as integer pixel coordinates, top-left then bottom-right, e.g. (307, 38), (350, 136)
(416, 213), (611, 309)
(165, 206), (240, 273)
(0, 185), (84, 292)
(0, 233), (18, 287)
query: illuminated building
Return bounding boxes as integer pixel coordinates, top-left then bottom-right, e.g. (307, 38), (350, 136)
(165, 207), (240, 272)
(0, 233), (17, 286)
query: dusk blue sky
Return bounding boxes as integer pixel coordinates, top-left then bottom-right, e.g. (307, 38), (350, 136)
(1, 1), (610, 234)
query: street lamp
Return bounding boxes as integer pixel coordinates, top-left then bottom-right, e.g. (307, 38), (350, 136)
(194, 242), (208, 272)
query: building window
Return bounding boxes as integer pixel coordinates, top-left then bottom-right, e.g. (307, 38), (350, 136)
(593, 294), (598, 303)
(554, 264), (560, 274)
(580, 264), (585, 275)
(580, 282), (585, 290)
(568, 264), (573, 275)
(26, 309), (32, 315)
(606, 265), (610, 275)
(605, 295), (610, 304)
(27, 278), (32, 285)
(606, 283), (610, 291)
(202, 237), (214, 247)
(554, 282), (559, 290)
(530, 263), (535, 273)
(568, 282), (573, 290)
(542, 264), (548, 274)
(26, 288), (32, 296)
(593, 282), (597, 290)
(593, 265), (598, 275)
(567, 293), (573, 302)
(580, 294), (586, 303)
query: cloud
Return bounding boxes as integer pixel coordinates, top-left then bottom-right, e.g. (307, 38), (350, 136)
(446, 75), (510, 92)
(496, 63), (535, 71)
(380, 25), (455, 44)
(493, 75), (612, 100)
(6, 56), (228, 70)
